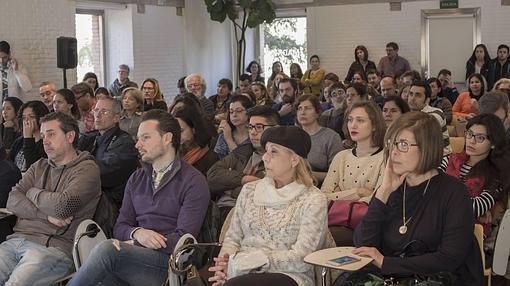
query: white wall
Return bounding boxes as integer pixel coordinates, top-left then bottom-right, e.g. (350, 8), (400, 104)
(0, 0), (76, 100)
(307, 0), (510, 82)
(183, 0), (234, 97)
(104, 6), (135, 87)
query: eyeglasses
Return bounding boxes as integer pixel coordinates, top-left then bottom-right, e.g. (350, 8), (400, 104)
(229, 108), (246, 115)
(246, 123), (275, 133)
(464, 130), (489, 143)
(92, 109), (114, 116)
(330, 90), (345, 97)
(388, 139), (419, 153)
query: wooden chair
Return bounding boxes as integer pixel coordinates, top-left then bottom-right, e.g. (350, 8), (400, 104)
(474, 224), (492, 286)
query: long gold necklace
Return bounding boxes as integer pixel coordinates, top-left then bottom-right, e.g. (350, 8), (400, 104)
(399, 178), (431, 235)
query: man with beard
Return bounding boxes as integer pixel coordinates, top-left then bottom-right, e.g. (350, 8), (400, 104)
(272, 78), (298, 125)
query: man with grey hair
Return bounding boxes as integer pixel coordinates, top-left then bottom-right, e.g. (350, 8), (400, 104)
(39, 81), (56, 111)
(109, 64), (138, 99)
(185, 73), (215, 120)
(479, 90), (510, 144)
(78, 97), (138, 234)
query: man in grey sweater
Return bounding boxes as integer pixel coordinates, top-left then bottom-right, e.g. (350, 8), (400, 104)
(0, 112), (101, 286)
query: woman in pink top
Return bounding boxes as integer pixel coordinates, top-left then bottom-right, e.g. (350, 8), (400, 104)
(452, 73), (485, 119)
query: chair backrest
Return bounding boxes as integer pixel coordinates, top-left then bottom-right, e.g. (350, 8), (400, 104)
(474, 224), (486, 270)
(73, 219), (107, 269)
(493, 209), (510, 275)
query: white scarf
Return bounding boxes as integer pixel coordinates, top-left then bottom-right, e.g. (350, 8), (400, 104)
(253, 177), (307, 207)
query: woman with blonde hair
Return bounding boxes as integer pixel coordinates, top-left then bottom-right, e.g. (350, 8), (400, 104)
(141, 78), (167, 111)
(209, 126), (328, 286)
(119, 87), (144, 140)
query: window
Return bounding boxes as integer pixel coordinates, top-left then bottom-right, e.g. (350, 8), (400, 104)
(75, 11), (105, 87)
(263, 17), (307, 81)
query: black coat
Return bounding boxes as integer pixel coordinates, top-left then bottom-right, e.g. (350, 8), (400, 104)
(9, 137), (46, 172)
(78, 126), (139, 208)
(355, 172), (483, 286)
(0, 159), (21, 207)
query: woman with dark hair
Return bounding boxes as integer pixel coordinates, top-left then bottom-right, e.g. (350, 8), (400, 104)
(53, 88), (86, 133)
(83, 72), (99, 91)
(301, 55), (326, 96)
(246, 60), (264, 83)
(214, 95), (253, 159)
(94, 87), (110, 100)
(175, 108), (218, 176)
(345, 45), (377, 83)
(440, 114), (510, 234)
(466, 44), (493, 88)
(297, 94), (342, 184)
(453, 73), (486, 119)
(351, 70), (367, 84)
(266, 61), (283, 91)
(9, 101), (49, 172)
(0, 143), (21, 207)
(289, 63), (303, 83)
(428, 77), (453, 124)
(169, 93), (202, 115)
(120, 87), (144, 140)
(382, 95), (410, 127)
(141, 78), (168, 111)
(335, 111), (483, 285)
(1, 97), (23, 151)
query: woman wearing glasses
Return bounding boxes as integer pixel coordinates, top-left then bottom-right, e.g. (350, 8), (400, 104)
(214, 95), (254, 159)
(296, 94), (342, 185)
(141, 78), (167, 111)
(209, 126), (329, 286)
(336, 112), (483, 285)
(9, 101), (49, 172)
(439, 114), (510, 235)
(319, 82), (347, 137)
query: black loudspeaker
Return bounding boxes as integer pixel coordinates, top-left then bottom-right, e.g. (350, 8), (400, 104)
(57, 37), (77, 69)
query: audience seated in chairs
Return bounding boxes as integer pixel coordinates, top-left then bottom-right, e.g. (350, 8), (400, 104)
(209, 126), (329, 286)
(9, 100), (49, 172)
(67, 110), (210, 286)
(479, 90), (510, 146)
(141, 78), (168, 112)
(0, 112), (100, 285)
(52, 88), (87, 134)
(382, 95), (410, 127)
(208, 105), (279, 226)
(334, 111), (483, 286)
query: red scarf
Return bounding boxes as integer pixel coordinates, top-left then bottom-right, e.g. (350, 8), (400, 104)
(183, 146), (210, 165)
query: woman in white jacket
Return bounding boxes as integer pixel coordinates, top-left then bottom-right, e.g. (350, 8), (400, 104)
(209, 126), (329, 286)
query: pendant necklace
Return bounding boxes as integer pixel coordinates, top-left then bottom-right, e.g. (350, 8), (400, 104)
(399, 177), (431, 235)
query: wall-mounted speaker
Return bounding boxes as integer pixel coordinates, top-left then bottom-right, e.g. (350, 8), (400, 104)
(57, 37), (77, 69)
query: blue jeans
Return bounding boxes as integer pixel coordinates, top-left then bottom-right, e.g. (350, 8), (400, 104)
(0, 237), (73, 286)
(67, 239), (170, 286)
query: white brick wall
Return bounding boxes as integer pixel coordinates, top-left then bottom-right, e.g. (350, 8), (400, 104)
(307, 0), (510, 82)
(0, 0), (76, 101)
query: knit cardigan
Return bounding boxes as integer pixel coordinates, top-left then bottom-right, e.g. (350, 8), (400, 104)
(220, 179), (328, 286)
